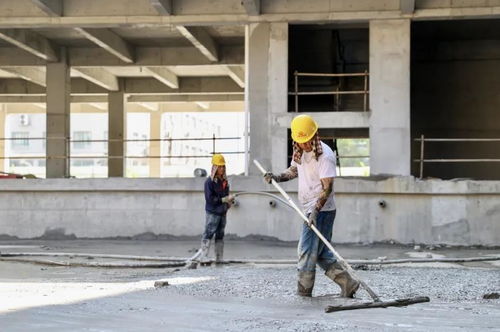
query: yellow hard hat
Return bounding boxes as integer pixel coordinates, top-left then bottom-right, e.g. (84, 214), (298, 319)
(211, 154), (226, 166)
(291, 114), (318, 143)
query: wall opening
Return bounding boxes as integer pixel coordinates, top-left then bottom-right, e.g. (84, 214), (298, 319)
(411, 19), (500, 180)
(288, 24), (369, 113)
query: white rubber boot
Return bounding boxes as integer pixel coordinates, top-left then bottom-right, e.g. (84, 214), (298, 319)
(185, 239), (211, 269)
(199, 239), (211, 263)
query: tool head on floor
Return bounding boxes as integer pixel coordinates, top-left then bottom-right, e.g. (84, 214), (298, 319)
(325, 296), (430, 313)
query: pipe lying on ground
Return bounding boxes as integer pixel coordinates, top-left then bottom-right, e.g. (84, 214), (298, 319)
(0, 252), (187, 261)
(1, 252), (499, 268)
(349, 256), (500, 265)
(0, 257), (185, 268)
(224, 256), (500, 265)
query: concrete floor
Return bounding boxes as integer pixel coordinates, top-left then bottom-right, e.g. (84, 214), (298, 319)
(0, 240), (499, 331)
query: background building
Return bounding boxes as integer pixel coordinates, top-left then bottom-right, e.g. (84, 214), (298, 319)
(0, 0), (499, 245)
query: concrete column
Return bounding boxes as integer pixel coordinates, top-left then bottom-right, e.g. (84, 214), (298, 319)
(269, 23), (289, 172)
(108, 80), (126, 177)
(46, 48), (70, 178)
(149, 111), (162, 177)
(0, 104), (5, 172)
(245, 22), (288, 175)
(369, 19), (411, 176)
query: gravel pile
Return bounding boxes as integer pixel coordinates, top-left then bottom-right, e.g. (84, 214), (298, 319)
(163, 264), (500, 304)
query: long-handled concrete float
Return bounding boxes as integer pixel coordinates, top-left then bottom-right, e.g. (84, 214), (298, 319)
(253, 159), (430, 313)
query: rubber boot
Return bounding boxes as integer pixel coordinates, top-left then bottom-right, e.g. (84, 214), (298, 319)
(185, 239), (210, 268)
(199, 239), (211, 263)
(325, 264), (360, 298)
(214, 240), (224, 265)
(297, 271), (315, 297)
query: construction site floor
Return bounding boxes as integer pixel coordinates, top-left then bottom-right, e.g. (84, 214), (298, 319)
(0, 240), (499, 331)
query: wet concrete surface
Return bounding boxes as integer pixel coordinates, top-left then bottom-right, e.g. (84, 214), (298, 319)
(0, 240), (499, 331)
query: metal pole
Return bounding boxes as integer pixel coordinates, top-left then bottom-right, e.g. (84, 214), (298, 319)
(253, 159), (380, 302)
(66, 136), (70, 178)
(363, 70), (368, 112)
(212, 134), (216, 154)
(294, 70), (298, 112)
(244, 106), (249, 176)
(419, 134), (425, 179)
(335, 86), (340, 111)
(333, 139), (341, 177)
(295, 72), (368, 77)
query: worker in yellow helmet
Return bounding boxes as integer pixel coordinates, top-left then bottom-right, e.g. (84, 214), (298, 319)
(264, 114), (359, 298)
(189, 153), (234, 267)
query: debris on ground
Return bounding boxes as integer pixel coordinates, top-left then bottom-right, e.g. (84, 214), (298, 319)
(154, 281), (170, 288)
(483, 292), (500, 299)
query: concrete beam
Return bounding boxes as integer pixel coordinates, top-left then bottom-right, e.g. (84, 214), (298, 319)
(0, 95), (46, 103)
(400, 0), (415, 14)
(32, 0), (62, 16)
(275, 112), (370, 129)
(0, 67), (46, 87)
(74, 28), (134, 63)
(136, 102), (159, 111)
(0, 4), (500, 27)
(33, 102), (46, 109)
(156, 102), (242, 113)
(143, 66), (179, 89)
(150, 0), (172, 15)
(225, 65), (245, 88)
(0, 46), (243, 67)
(71, 95), (107, 103)
(72, 67), (119, 91)
(88, 102), (107, 111)
(127, 94), (243, 103)
(0, 94), (243, 103)
(0, 95), (109, 103)
(0, 77), (243, 95)
(70, 46), (242, 66)
(176, 26), (218, 62)
(0, 29), (58, 62)
(122, 77), (242, 94)
(241, 0), (260, 16)
(0, 79), (46, 95)
(196, 102), (209, 110)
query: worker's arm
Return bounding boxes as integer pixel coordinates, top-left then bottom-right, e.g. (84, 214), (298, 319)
(264, 165), (298, 183)
(307, 177), (333, 226)
(315, 177), (333, 211)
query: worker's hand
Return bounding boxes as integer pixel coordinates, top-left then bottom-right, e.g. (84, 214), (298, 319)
(221, 194), (235, 204)
(306, 209), (319, 227)
(263, 172), (279, 184)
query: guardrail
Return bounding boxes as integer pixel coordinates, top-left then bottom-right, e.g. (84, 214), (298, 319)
(414, 135), (500, 179)
(0, 135), (245, 161)
(289, 71), (369, 112)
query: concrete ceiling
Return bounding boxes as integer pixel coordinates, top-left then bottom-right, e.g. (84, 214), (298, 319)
(0, 1), (248, 111)
(0, 0), (498, 111)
